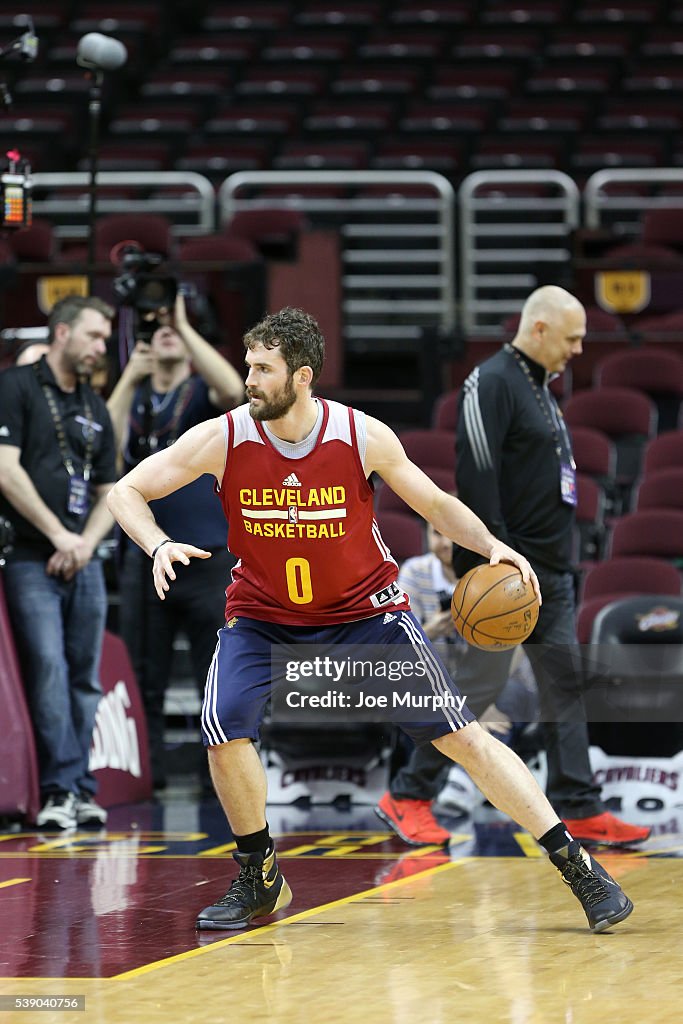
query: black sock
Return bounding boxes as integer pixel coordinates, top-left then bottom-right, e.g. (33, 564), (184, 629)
(234, 825), (271, 856)
(538, 822), (576, 858)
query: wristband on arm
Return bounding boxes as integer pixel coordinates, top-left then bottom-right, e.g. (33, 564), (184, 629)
(151, 538), (172, 559)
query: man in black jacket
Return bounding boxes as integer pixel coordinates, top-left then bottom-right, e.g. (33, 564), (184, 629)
(0, 296), (117, 829)
(377, 285), (651, 848)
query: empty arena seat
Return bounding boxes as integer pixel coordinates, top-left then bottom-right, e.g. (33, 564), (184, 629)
(593, 348), (683, 433)
(177, 234), (264, 363)
(431, 389), (460, 432)
(642, 207), (683, 251)
(583, 594), (683, 755)
(374, 511), (425, 563)
(581, 555), (682, 603)
(608, 509), (683, 562)
(635, 468), (683, 512)
(376, 466), (455, 517)
(643, 430), (683, 475)
(225, 209), (310, 258)
(574, 473), (607, 564)
(398, 430), (455, 475)
(564, 387), (657, 504)
(95, 213), (174, 263)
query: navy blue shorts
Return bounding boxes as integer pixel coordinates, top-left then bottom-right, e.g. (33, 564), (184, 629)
(201, 610), (475, 748)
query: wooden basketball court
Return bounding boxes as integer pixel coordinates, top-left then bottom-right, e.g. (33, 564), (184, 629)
(1, 800), (681, 1024)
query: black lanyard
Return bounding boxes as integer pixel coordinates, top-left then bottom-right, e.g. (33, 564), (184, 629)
(146, 379), (194, 452)
(36, 366), (95, 481)
(506, 344), (576, 469)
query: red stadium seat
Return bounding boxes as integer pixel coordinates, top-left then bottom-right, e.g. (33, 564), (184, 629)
(224, 209), (309, 259)
(374, 511), (425, 564)
(574, 473), (607, 564)
(564, 387), (657, 505)
(581, 555), (682, 603)
(399, 430), (456, 475)
(594, 348), (683, 432)
(376, 466), (455, 517)
(177, 234), (263, 364)
(642, 208), (683, 252)
(635, 468), (683, 512)
(95, 213), (174, 263)
(608, 509), (683, 561)
(431, 389), (460, 432)
(643, 430), (683, 475)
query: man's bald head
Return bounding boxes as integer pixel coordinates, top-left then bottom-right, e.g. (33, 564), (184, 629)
(513, 286), (586, 374)
(519, 286), (584, 336)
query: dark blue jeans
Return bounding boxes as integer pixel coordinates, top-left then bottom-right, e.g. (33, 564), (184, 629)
(3, 559), (107, 797)
(392, 569), (603, 819)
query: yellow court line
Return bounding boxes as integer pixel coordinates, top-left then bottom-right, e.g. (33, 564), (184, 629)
(113, 858), (470, 980)
(0, 851), (455, 860)
(0, 878), (31, 889)
(513, 832), (544, 858)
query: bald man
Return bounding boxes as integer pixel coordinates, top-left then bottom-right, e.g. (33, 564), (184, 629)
(377, 287), (651, 849)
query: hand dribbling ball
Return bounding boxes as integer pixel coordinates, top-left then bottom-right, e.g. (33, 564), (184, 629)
(451, 562), (539, 651)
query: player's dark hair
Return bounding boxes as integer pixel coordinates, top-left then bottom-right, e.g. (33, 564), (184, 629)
(48, 295), (115, 343)
(243, 307), (325, 385)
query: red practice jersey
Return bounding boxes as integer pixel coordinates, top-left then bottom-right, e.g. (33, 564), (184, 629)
(219, 399), (410, 625)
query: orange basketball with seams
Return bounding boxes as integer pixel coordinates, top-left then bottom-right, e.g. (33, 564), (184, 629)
(451, 562), (539, 651)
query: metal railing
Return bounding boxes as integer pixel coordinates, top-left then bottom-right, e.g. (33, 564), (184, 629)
(30, 172), (216, 239)
(218, 170), (456, 351)
(584, 168), (683, 235)
(459, 171), (580, 335)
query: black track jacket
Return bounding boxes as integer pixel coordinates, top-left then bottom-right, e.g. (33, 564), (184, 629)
(453, 344), (575, 577)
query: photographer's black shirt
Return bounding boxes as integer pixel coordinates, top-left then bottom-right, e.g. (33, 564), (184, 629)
(0, 356), (117, 560)
(123, 375), (228, 550)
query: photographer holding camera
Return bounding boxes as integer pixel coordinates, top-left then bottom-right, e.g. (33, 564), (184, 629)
(107, 290), (243, 790)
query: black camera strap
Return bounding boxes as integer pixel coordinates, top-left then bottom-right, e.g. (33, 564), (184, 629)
(142, 377), (194, 453)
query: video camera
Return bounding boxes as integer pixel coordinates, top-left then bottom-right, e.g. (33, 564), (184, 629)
(112, 245), (178, 342)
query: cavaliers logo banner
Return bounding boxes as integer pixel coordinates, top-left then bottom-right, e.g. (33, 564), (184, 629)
(37, 275), (89, 314)
(595, 270), (651, 314)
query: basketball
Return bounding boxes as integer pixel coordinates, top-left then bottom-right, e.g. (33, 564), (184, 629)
(451, 562), (539, 651)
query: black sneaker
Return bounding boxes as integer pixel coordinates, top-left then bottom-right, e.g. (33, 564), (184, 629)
(196, 847), (292, 930)
(550, 841), (634, 933)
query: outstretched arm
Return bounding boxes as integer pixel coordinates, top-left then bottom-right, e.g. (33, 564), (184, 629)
(170, 294), (244, 409)
(365, 416), (540, 601)
(107, 416), (227, 598)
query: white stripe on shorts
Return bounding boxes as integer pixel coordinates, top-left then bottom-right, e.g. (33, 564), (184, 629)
(397, 613), (469, 731)
(201, 637), (228, 745)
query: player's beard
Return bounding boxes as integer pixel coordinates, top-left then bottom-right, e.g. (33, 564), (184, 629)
(248, 374), (297, 421)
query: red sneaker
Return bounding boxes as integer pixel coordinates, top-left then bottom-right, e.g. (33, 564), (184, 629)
(562, 811), (651, 848)
(375, 792), (451, 846)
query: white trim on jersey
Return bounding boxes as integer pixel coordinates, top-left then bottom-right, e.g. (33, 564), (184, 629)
(462, 369), (494, 473)
(321, 400), (353, 445)
(230, 404), (266, 448)
(397, 613), (469, 731)
(371, 518), (398, 566)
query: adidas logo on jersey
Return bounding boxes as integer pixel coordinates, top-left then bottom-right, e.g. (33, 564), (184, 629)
(383, 613), (397, 624)
(282, 472), (302, 487)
